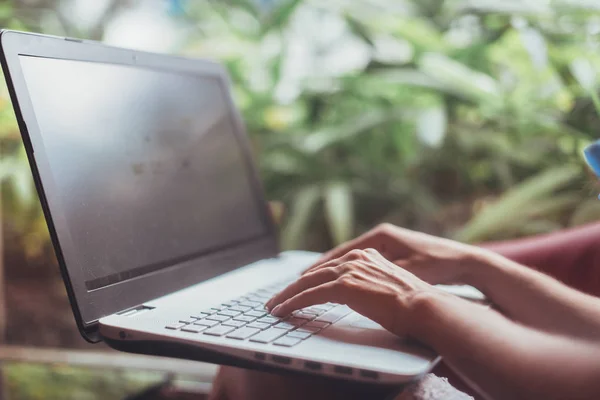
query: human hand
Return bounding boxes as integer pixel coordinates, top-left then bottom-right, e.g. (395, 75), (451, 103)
(265, 248), (448, 337)
(305, 223), (488, 286)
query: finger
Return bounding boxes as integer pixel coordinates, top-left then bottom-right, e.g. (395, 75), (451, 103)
(271, 281), (344, 317)
(266, 267), (338, 310)
(303, 235), (377, 275)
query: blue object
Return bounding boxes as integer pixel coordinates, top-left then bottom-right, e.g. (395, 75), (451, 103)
(583, 140), (600, 199)
(584, 140), (600, 177)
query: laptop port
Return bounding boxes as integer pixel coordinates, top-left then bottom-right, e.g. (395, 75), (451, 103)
(333, 366), (353, 375)
(254, 352), (266, 361)
(272, 355), (291, 365)
(359, 370), (379, 380)
(304, 361), (322, 371)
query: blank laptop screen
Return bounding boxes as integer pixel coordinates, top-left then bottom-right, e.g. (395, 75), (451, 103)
(18, 55), (268, 290)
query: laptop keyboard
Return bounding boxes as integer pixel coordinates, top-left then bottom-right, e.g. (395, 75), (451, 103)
(164, 281), (352, 347)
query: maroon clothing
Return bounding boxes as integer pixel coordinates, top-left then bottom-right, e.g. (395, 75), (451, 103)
(484, 222), (600, 297)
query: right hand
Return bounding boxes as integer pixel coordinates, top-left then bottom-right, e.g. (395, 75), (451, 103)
(305, 223), (490, 285)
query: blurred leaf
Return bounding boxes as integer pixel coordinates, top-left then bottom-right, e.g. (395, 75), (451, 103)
(298, 108), (404, 153)
(261, 0), (301, 33)
(11, 163), (34, 206)
(455, 165), (581, 242)
(416, 105), (447, 148)
(324, 182), (354, 245)
(418, 53), (501, 102)
(570, 198), (600, 226)
(571, 58), (597, 91)
(518, 219), (562, 236)
(455, 1), (552, 15)
(519, 27), (548, 69)
(380, 17), (447, 53)
(281, 185), (321, 250)
(345, 14), (375, 46)
(522, 193), (581, 219)
(373, 69), (451, 92)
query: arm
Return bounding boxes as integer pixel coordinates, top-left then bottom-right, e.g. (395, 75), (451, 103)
(305, 223), (600, 340)
(464, 251), (600, 340)
(267, 248), (600, 400)
(412, 291), (600, 400)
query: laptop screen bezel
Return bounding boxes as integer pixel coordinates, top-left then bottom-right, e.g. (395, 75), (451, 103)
(0, 30), (280, 342)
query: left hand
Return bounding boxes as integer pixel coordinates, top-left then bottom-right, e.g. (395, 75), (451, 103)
(265, 248), (445, 337)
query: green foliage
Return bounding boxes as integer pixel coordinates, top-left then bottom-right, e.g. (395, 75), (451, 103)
(4, 362), (167, 400)
(454, 165), (582, 242)
(179, 0), (600, 247)
(2, 0), (600, 258)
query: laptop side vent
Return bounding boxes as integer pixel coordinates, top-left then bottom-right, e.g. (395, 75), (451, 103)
(333, 365), (353, 376)
(304, 361), (322, 371)
(271, 355), (291, 365)
(359, 369), (379, 380)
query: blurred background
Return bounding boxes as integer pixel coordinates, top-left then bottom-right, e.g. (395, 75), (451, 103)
(1, 0), (600, 397)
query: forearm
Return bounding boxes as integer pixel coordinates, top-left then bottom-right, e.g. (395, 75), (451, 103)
(410, 292), (600, 400)
(465, 251), (600, 339)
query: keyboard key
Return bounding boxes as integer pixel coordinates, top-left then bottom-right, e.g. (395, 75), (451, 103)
(221, 301), (235, 307)
(165, 323), (186, 330)
(273, 322), (295, 331)
(223, 319), (247, 328)
(247, 293), (268, 300)
(292, 311), (317, 321)
(219, 309), (242, 317)
(297, 308), (319, 315)
(247, 321), (270, 330)
(233, 296), (249, 304)
(240, 301), (261, 308)
(230, 305), (252, 313)
(204, 325), (236, 336)
(194, 319), (219, 327)
(249, 328), (287, 343)
(286, 317), (307, 327)
(181, 326), (206, 333)
(190, 312), (210, 319)
(291, 311), (315, 320)
(305, 321), (330, 330)
(206, 314), (230, 322)
(257, 316), (280, 325)
(233, 315), (257, 323)
(287, 330), (312, 339)
(315, 306), (352, 324)
(245, 310), (267, 318)
(297, 326), (320, 334)
(226, 327), (261, 340)
(179, 318), (196, 324)
(303, 308), (325, 316)
(202, 308), (218, 315)
(274, 336), (303, 347)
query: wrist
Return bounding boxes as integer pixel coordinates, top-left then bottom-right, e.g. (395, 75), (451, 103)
(459, 248), (509, 290)
(405, 289), (455, 346)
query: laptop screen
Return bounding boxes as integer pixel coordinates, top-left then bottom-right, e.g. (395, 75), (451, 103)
(18, 55), (269, 291)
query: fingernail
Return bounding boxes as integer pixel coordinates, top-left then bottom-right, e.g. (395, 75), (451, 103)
(271, 305), (282, 316)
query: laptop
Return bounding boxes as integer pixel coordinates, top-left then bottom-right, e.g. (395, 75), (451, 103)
(0, 30), (483, 384)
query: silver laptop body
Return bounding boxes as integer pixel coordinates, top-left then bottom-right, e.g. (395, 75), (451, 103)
(0, 30), (441, 385)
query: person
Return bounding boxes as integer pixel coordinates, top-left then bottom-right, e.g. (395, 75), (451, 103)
(209, 144), (600, 400)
